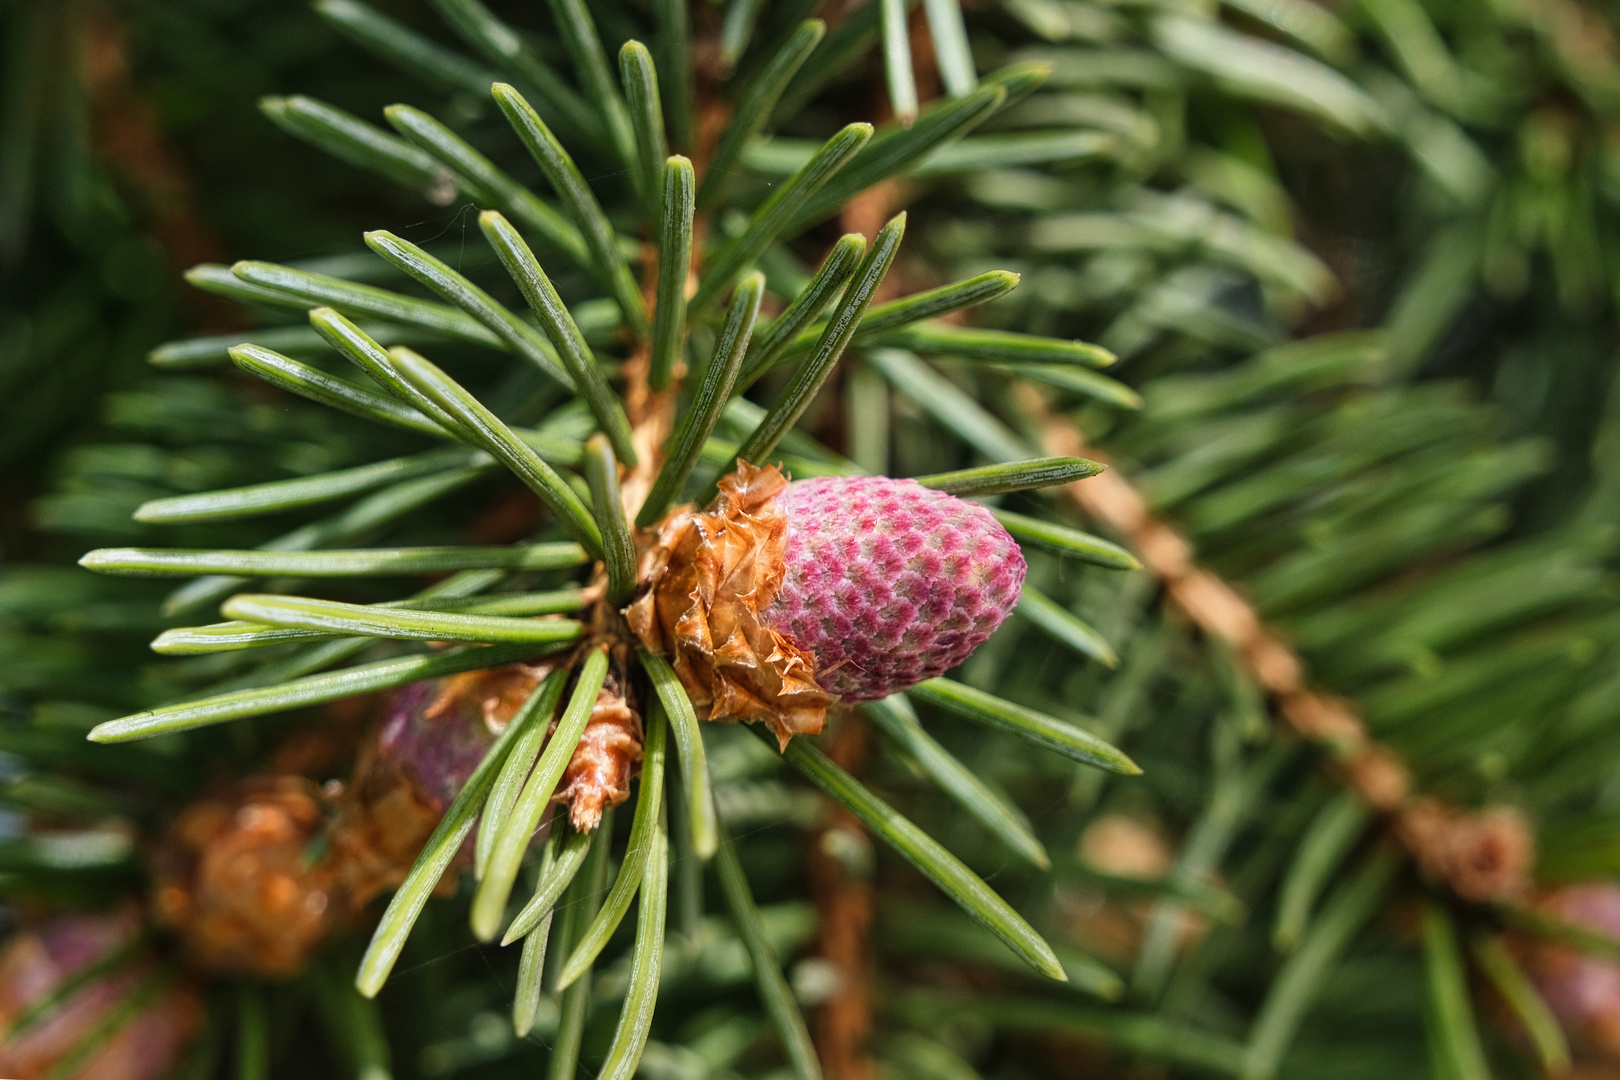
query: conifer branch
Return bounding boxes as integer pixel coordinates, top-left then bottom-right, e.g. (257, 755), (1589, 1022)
(1017, 383), (1535, 904)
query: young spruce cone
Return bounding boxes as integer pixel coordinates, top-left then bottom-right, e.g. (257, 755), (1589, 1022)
(153, 667), (559, 974)
(0, 910), (201, 1080)
(358, 661), (639, 836)
(328, 665), (547, 904)
(370, 667), (539, 806)
(1520, 883), (1620, 1062)
(152, 776), (341, 977)
(630, 463), (1025, 746)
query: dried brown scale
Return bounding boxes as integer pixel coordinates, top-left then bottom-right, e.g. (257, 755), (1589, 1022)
(1395, 800), (1532, 903)
(558, 670), (642, 832)
(627, 461), (835, 749)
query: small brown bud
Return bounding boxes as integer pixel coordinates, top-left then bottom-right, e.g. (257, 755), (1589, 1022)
(152, 776), (340, 977)
(557, 676), (642, 832)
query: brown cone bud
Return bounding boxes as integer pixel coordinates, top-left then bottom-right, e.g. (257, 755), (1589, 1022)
(557, 673), (642, 832)
(1396, 799), (1532, 903)
(627, 462), (833, 749)
(152, 776), (340, 977)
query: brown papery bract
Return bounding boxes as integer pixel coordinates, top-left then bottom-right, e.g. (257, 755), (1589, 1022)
(558, 675), (642, 831)
(628, 461), (833, 749)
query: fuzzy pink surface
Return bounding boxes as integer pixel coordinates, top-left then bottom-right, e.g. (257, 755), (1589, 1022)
(377, 679), (496, 808)
(762, 475), (1025, 702)
(1530, 884), (1620, 1046)
(0, 911), (199, 1080)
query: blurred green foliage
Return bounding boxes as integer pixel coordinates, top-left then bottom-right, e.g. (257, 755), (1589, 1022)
(2, 0), (1619, 1077)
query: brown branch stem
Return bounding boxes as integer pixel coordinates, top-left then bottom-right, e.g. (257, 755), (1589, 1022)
(1015, 382), (1534, 904)
(809, 713), (875, 1080)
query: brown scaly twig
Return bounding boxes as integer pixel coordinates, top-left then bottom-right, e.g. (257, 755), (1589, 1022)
(808, 717), (876, 1080)
(1015, 382), (1535, 904)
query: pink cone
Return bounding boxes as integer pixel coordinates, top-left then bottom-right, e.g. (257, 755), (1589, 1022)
(763, 476), (1026, 702)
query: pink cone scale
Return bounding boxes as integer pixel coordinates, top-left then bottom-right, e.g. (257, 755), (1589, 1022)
(764, 476), (1026, 702)
(628, 464), (1027, 747)
(375, 666), (545, 807)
